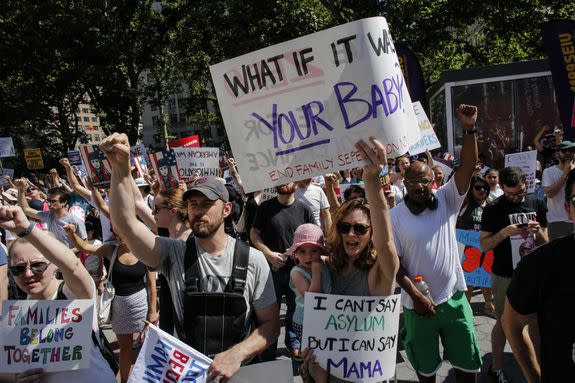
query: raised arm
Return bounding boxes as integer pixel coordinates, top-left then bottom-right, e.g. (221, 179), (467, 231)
(532, 122), (549, 153)
(0, 205), (93, 299)
(227, 157), (246, 196)
(60, 158), (93, 201)
(356, 138), (399, 296)
(130, 176), (157, 230)
(63, 223), (110, 257)
(100, 133), (162, 268)
(453, 104), (479, 195)
(323, 173), (341, 219)
(14, 179), (40, 221)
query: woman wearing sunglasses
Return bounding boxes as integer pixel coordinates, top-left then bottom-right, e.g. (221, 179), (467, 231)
(0, 205), (117, 383)
(457, 174), (494, 315)
(301, 138), (399, 382)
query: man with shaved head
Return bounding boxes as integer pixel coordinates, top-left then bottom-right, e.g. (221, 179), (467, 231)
(391, 105), (481, 383)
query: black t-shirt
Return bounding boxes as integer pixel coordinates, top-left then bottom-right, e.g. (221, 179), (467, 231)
(456, 200), (484, 231)
(507, 234), (575, 382)
(252, 197), (315, 256)
(481, 195), (548, 277)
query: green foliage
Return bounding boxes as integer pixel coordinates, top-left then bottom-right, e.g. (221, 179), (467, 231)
(1, 0), (573, 171)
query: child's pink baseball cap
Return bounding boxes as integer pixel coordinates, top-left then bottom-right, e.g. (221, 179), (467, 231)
(285, 223), (327, 256)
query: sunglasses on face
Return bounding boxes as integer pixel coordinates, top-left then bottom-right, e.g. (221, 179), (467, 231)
(473, 185), (489, 192)
(405, 178), (433, 187)
(504, 189), (526, 198)
(9, 262), (50, 276)
(336, 222), (370, 235)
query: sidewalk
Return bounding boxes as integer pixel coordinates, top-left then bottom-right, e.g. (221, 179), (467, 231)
(103, 290), (526, 382)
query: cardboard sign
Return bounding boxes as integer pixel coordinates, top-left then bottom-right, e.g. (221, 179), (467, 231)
(504, 150), (537, 194)
(130, 144), (150, 178)
(0, 168), (14, 187)
(408, 102), (441, 155)
(210, 17), (420, 193)
(230, 359), (293, 383)
(0, 138), (15, 158)
(302, 293), (400, 382)
(456, 229), (492, 288)
(150, 149), (180, 189)
(128, 323), (211, 383)
(173, 148), (220, 180)
(24, 148), (44, 170)
(260, 187), (278, 202)
(0, 299), (94, 373)
(168, 135), (200, 148)
(67, 150), (83, 166)
(79, 145), (112, 186)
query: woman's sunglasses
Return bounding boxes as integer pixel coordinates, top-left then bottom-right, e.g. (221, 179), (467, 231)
(336, 222), (370, 235)
(473, 185), (489, 192)
(9, 262), (50, 276)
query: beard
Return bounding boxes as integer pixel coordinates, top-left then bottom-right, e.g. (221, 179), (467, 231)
(276, 183), (296, 194)
(190, 215), (224, 238)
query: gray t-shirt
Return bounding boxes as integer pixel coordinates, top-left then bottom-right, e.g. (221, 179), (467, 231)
(155, 235), (276, 338)
(37, 211), (87, 248)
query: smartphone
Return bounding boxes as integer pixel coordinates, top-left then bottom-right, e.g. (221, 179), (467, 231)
(517, 223), (528, 228)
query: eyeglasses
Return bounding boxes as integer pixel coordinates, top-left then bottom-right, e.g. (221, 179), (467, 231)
(46, 199), (61, 204)
(9, 262), (50, 276)
(405, 178), (433, 187)
(336, 222), (370, 235)
(152, 206), (171, 215)
(503, 189), (527, 198)
(473, 185), (489, 192)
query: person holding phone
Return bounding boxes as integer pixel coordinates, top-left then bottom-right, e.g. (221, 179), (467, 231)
(480, 166), (548, 382)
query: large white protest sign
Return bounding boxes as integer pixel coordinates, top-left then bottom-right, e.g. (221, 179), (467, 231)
(504, 150), (537, 194)
(230, 359), (293, 383)
(211, 17), (420, 192)
(173, 147), (220, 180)
(128, 323), (211, 383)
(0, 138), (15, 158)
(408, 102), (441, 155)
(302, 293), (401, 382)
(0, 299), (94, 373)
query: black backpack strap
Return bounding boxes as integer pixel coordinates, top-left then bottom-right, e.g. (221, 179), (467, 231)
(227, 239), (250, 294)
(56, 282), (67, 300)
(184, 233), (202, 293)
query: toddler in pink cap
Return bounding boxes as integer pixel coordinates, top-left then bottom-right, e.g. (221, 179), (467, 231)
(287, 223), (332, 360)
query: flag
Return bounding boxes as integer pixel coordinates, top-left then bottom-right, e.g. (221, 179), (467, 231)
(541, 20), (575, 140)
(128, 323), (212, 383)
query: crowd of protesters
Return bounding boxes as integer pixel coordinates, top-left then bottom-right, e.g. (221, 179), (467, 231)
(1, 105), (574, 383)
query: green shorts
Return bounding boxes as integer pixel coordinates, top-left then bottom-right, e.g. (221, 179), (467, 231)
(402, 291), (482, 376)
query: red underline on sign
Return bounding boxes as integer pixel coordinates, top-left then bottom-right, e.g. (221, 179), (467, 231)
(232, 80), (325, 106)
(275, 139), (331, 156)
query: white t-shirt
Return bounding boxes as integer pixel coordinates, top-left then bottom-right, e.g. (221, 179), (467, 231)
(390, 177), (467, 309)
(295, 184), (330, 228)
(88, 192), (113, 242)
(542, 165), (571, 223)
(41, 281), (117, 383)
(487, 185), (503, 203)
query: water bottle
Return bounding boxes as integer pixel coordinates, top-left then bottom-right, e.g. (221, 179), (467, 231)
(414, 276), (433, 301)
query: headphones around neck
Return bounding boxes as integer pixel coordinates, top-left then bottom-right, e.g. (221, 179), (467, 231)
(404, 194), (438, 215)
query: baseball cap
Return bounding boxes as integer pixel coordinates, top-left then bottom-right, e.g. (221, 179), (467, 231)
(183, 177), (229, 202)
(556, 140), (575, 150)
(285, 223), (327, 256)
(1, 188), (18, 203)
(134, 177), (147, 187)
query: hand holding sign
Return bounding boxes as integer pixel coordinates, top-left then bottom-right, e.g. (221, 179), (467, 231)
(208, 348), (244, 383)
(100, 133), (131, 172)
(456, 104), (478, 130)
(355, 138), (388, 180)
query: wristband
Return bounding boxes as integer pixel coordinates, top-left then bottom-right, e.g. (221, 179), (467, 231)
(17, 222), (36, 238)
(464, 128), (477, 135)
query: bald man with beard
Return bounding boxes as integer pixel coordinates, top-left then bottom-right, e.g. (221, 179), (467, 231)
(391, 105), (482, 383)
